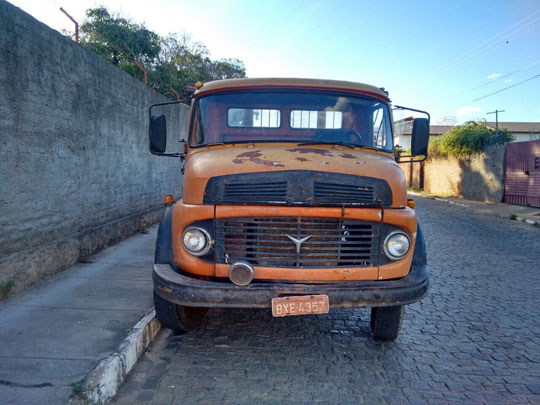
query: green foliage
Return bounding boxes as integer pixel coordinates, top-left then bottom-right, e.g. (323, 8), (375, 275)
(0, 280), (15, 299)
(509, 214), (517, 220)
(428, 122), (514, 159)
(80, 8), (246, 99)
(80, 7), (160, 67)
(69, 380), (88, 402)
(150, 33), (245, 98)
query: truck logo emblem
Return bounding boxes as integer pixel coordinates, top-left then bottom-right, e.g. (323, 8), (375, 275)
(285, 234), (312, 253)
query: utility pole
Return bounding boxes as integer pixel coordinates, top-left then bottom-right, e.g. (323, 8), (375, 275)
(486, 110), (505, 135)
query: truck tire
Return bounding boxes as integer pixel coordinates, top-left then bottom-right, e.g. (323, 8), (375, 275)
(370, 305), (404, 341)
(154, 291), (208, 332)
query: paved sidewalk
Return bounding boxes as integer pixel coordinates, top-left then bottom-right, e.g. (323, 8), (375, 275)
(408, 192), (540, 225)
(0, 227), (156, 404)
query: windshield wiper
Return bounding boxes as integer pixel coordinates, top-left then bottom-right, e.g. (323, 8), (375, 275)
(296, 141), (356, 149)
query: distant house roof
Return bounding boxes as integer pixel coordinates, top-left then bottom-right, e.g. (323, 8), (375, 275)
(485, 122), (540, 134)
(430, 125), (454, 135)
(397, 122), (540, 137)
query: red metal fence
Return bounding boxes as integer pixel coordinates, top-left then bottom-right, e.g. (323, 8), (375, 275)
(504, 140), (540, 207)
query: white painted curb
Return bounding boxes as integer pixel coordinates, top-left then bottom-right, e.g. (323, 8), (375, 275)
(75, 309), (161, 404)
(409, 191), (540, 226)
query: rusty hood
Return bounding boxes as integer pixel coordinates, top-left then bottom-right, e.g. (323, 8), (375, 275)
(182, 145), (407, 207)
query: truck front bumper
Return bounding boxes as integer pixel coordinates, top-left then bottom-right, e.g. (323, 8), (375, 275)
(153, 263), (429, 309)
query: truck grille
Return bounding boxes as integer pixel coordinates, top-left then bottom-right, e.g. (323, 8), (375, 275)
(203, 171), (393, 206)
(224, 181), (287, 201)
(314, 181), (375, 202)
(215, 217), (379, 268)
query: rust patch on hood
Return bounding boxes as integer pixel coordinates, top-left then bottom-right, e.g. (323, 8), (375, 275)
(236, 150), (263, 158)
(233, 151), (284, 167)
(252, 158), (284, 167)
(286, 148), (335, 157)
(340, 153), (356, 159)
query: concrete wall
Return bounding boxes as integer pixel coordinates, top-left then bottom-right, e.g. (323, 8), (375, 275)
(400, 145), (505, 202)
(0, 1), (189, 295)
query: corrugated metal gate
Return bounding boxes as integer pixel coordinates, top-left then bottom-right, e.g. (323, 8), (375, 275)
(504, 140), (540, 207)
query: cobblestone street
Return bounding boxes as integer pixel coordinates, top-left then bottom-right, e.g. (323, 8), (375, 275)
(114, 196), (540, 404)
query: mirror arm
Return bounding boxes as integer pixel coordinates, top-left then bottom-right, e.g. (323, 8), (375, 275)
(149, 100), (188, 118)
(153, 152), (185, 158)
(393, 105), (431, 121)
(397, 155), (427, 163)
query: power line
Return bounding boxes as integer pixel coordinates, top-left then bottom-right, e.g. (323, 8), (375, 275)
(414, 10), (540, 86)
(425, 12), (540, 79)
(426, 16), (540, 81)
(426, 60), (540, 108)
(471, 60), (540, 91)
(472, 74), (540, 102)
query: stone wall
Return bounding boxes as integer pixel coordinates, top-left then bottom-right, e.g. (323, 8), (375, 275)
(0, 1), (189, 295)
(400, 145), (506, 202)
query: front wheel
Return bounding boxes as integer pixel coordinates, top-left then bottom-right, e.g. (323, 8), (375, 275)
(154, 291), (208, 332)
(370, 305), (404, 341)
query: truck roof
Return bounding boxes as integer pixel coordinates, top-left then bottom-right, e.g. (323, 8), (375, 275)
(193, 78), (390, 101)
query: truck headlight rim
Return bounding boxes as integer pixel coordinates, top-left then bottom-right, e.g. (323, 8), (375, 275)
(182, 226), (212, 256)
(383, 230), (411, 261)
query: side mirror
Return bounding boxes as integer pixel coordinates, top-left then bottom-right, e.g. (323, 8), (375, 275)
(149, 114), (167, 154)
(411, 118), (429, 156)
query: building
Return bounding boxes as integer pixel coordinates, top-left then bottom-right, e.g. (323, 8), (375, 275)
(394, 122), (540, 151)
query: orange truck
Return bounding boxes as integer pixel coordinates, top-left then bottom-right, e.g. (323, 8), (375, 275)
(149, 78), (430, 340)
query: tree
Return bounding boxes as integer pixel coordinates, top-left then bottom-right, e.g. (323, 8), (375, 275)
(80, 7), (161, 82)
(152, 33), (245, 98)
(79, 9), (246, 99)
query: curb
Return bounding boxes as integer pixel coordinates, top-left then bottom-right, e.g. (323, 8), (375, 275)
(72, 309), (161, 404)
(408, 191), (540, 226)
(407, 191), (470, 208)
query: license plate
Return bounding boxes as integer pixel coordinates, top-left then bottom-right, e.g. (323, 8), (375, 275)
(271, 295), (329, 317)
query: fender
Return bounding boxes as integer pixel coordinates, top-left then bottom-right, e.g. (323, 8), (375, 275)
(412, 221), (427, 266)
(155, 204), (174, 264)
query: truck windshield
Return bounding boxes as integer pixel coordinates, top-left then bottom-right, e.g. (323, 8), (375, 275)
(192, 90), (393, 151)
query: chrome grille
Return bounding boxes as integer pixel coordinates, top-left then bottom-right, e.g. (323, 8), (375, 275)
(215, 217), (379, 268)
(314, 181), (375, 202)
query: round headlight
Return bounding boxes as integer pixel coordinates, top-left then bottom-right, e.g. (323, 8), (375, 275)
(182, 227), (211, 256)
(383, 231), (410, 260)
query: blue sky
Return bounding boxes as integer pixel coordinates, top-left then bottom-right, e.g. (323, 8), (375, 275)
(11, 0), (540, 124)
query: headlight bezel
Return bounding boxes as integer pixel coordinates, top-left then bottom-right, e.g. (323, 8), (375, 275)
(383, 230), (411, 261)
(182, 226), (212, 256)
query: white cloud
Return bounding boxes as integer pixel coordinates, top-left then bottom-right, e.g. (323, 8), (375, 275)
(504, 79), (513, 83)
(487, 73), (502, 80)
(456, 106), (482, 115)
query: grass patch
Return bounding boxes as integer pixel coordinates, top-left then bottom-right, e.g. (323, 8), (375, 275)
(140, 220), (150, 234)
(69, 380), (88, 402)
(407, 186), (423, 193)
(0, 280), (15, 300)
(509, 214), (518, 221)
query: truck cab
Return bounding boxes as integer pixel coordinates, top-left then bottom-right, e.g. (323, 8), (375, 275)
(149, 78), (429, 340)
